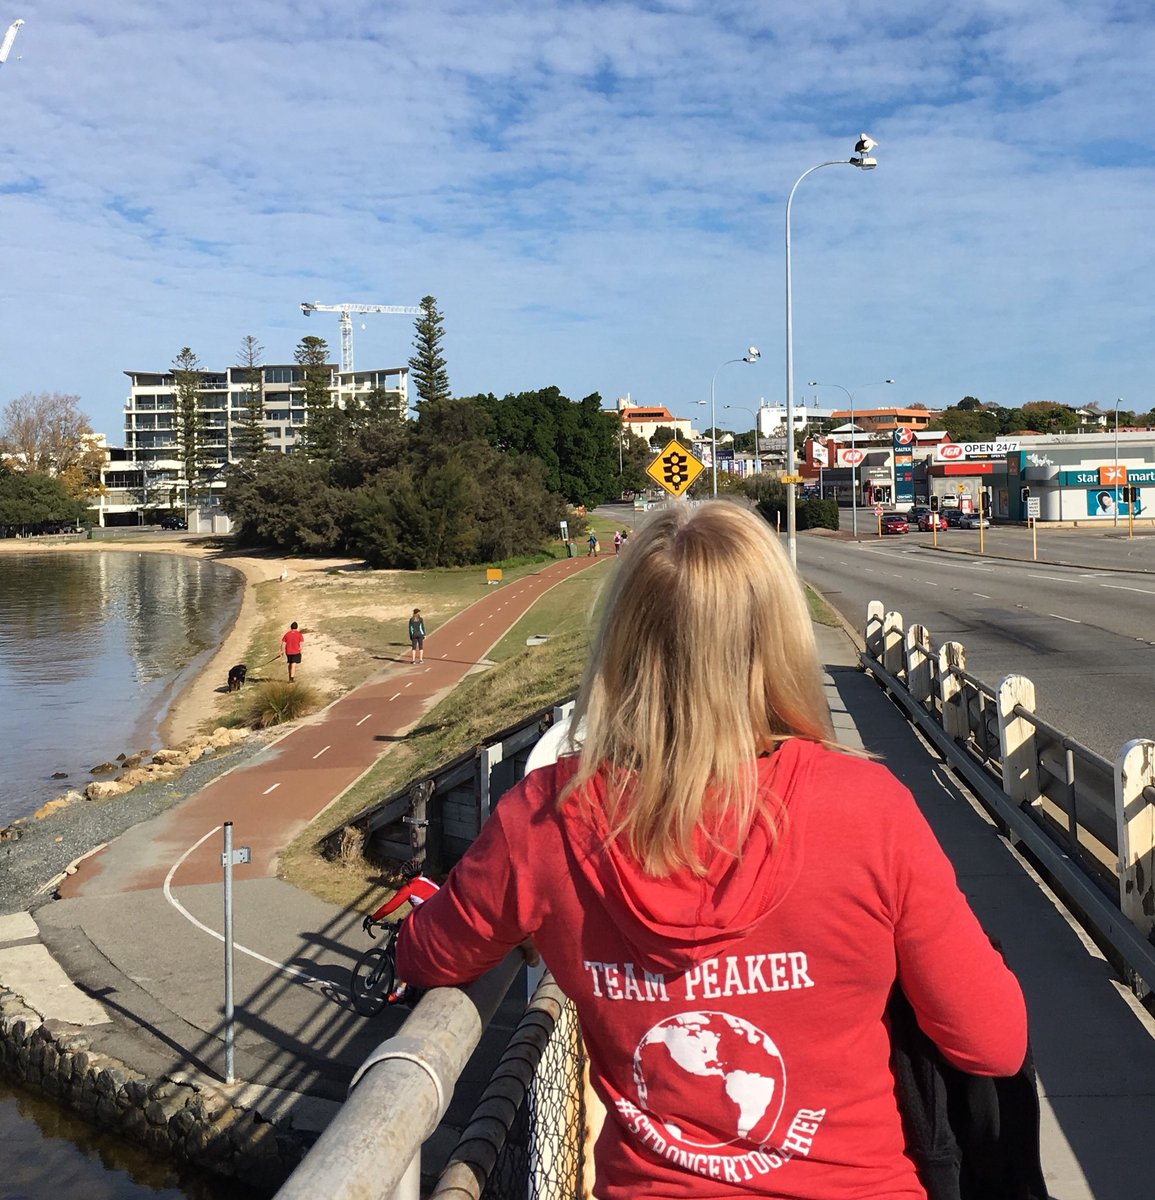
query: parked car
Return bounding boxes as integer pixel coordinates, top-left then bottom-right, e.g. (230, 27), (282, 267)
(957, 512), (990, 529)
(918, 512), (948, 532)
(880, 512), (910, 535)
(159, 514), (188, 530)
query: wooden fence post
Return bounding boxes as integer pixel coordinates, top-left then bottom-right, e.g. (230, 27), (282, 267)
(905, 624), (932, 708)
(882, 611), (905, 677)
(1115, 740), (1155, 979)
(998, 675), (1041, 808)
(938, 642), (967, 741)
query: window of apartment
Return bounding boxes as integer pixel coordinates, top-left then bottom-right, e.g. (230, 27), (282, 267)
(265, 367), (299, 384)
(266, 409), (290, 421)
(134, 395), (157, 411)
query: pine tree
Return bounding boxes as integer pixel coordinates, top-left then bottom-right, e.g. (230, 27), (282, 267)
(408, 296), (451, 405)
(294, 335), (336, 457)
(232, 335), (267, 461)
(172, 347), (208, 508)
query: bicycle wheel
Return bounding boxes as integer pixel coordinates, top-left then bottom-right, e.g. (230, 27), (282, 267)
(350, 944), (396, 1016)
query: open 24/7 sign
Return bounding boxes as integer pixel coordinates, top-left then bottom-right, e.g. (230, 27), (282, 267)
(646, 440), (705, 497)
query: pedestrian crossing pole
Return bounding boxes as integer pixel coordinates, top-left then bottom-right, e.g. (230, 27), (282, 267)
(221, 822), (251, 1085)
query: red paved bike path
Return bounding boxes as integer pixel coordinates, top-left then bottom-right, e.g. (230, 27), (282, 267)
(59, 554), (608, 898)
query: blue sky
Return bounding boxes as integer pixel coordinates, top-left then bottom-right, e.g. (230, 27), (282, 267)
(2, 0), (1154, 440)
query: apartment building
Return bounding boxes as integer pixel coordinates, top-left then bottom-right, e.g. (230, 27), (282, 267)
(100, 362), (408, 526)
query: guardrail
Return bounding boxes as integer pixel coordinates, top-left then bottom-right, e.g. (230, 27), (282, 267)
(862, 599), (1155, 997)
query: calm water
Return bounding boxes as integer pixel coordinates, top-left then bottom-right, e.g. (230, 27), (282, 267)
(0, 549), (248, 1199)
(0, 551), (244, 825)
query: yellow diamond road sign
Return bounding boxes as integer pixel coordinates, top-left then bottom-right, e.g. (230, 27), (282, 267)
(646, 440), (705, 497)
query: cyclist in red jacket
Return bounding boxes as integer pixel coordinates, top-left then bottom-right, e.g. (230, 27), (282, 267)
(362, 861), (440, 1004)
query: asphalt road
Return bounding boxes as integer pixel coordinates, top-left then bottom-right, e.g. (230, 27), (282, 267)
(798, 529), (1155, 761)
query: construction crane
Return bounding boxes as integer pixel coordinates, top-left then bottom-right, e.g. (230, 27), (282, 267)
(0, 19), (24, 66)
(299, 301), (422, 374)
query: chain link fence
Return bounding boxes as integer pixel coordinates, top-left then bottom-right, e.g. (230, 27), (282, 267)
(434, 975), (587, 1200)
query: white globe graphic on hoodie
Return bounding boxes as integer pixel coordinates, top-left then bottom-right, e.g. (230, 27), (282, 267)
(632, 1011), (787, 1149)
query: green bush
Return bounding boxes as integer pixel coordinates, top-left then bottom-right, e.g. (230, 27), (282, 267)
(755, 496), (839, 531)
(239, 681), (321, 729)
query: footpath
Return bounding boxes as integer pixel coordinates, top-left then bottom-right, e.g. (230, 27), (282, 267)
(1, 544), (1153, 1197)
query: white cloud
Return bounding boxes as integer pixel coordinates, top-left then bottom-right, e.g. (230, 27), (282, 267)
(1, 0), (1154, 435)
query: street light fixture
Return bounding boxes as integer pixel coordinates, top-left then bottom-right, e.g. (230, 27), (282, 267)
(706, 349), (760, 496)
(808, 380), (894, 536)
(784, 135), (878, 565)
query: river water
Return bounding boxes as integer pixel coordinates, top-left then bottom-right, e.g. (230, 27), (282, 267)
(0, 549), (243, 826)
(0, 548), (251, 1199)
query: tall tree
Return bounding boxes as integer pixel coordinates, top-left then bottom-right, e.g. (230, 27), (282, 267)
(0, 392), (94, 475)
(294, 335), (336, 456)
(172, 347), (208, 508)
(232, 335), (267, 461)
(408, 295), (451, 405)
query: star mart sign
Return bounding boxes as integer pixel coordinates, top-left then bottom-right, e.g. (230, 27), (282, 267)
(933, 441), (1020, 462)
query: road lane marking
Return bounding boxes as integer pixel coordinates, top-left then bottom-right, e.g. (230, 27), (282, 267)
(1028, 574), (1074, 583)
(163, 826), (332, 992)
(1100, 583), (1155, 595)
(922, 581), (939, 587)
(355, 714), (372, 726)
(1049, 613), (1081, 623)
(973, 593), (991, 599)
(262, 783), (280, 795)
(312, 745), (330, 760)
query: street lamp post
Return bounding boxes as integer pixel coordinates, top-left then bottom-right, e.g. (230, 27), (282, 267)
(784, 135), (878, 565)
(707, 349), (760, 496)
(1114, 397), (1122, 529)
(809, 380), (894, 535)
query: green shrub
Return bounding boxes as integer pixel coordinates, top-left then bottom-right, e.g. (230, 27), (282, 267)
(755, 496), (839, 531)
(239, 681), (321, 729)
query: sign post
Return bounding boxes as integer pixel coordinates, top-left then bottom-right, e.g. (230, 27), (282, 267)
(874, 503), (884, 537)
(1026, 497), (1040, 560)
(221, 822), (251, 1085)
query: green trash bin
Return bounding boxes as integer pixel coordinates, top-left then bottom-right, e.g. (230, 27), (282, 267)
(566, 540), (576, 558)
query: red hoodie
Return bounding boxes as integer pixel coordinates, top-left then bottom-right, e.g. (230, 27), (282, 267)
(397, 740), (1027, 1199)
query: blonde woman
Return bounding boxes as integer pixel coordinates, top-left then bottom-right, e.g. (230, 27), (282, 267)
(397, 501), (1026, 1200)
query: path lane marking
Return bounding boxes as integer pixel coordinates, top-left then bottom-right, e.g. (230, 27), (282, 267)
(262, 783), (280, 795)
(163, 826), (333, 992)
(355, 714), (372, 727)
(312, 745), (330, 760)
(389, 692), (401, 701)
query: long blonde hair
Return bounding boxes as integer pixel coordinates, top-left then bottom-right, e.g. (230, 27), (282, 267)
(564, 501), (833, 876)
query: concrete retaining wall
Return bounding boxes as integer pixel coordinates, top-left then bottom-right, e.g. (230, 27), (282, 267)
(0, 986), (311, 1192)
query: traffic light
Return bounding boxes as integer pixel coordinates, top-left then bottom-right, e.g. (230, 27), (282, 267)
(930, 495), (939, 511)
(1020, 487), (1030, 503)
(1127, 485), (1139, 503)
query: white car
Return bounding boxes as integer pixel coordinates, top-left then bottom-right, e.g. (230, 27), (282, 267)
(958, 512), (990, 529)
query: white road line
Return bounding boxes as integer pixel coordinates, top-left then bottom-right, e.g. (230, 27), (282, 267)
(973, 593), (991, 599)
(312, 745), (330, 760)
(1049, 613), (1081, 623)
(441, 653), (448, 658)
(355, 714), (372, 727)
(163, 827), (332, 991)
(262, 783), (280, 795)
(389, 692), (401, 701)
(922, 581), (939, 587)
(405, 681), (413, 688)
(1101, 583), (1155, 595)
(455, 640), (463, 647)
(1028, 573), (1073, 583)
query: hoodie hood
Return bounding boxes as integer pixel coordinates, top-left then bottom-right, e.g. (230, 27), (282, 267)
(553, 739), (814, 974)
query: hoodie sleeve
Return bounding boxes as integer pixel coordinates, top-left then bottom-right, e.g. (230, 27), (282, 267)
(395, 779), (542, 987)
(888, 782), (1028, 1077)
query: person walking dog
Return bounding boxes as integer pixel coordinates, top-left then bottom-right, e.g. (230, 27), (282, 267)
(280, 621), (303, 682)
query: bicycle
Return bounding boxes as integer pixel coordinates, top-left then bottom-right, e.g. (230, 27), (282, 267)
(349, 919), (401, 1016)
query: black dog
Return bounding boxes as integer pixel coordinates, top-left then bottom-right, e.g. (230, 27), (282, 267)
(227, 664), (248, 692)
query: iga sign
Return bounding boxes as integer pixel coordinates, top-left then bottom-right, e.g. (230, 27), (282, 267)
(841, 448), (865, 465)
(932, 440), (1019, 462)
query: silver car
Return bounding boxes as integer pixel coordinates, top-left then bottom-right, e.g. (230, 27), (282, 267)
(958, 512), (990, 529)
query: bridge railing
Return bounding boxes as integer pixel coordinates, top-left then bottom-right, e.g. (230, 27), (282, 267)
(862, 599), (1155, 997)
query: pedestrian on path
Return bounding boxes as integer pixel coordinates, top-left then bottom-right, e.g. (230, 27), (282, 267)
(408, 608), (426, 664)
(280, 621), (303, 682)
(613, 530), (623, 554)
(398, 501), (1027, 1199)
(587, 531), (599, 557)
